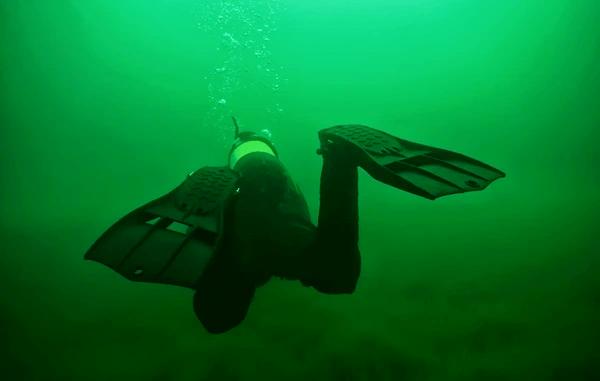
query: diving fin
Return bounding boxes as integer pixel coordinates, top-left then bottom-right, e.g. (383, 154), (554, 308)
(84, 166), (238, 289)
(318, 125), (505, 200)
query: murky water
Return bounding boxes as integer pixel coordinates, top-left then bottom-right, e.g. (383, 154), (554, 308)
(1, 1), (599, 380)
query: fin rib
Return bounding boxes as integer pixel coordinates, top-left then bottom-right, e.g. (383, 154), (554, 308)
(385, 160), (464, 191)
(154, 227), (217, 279)
(154, 227), (196, 280)
(116, 217), (171, 269)
(419, 154), (489, 181)
(427, 151), (506, 178)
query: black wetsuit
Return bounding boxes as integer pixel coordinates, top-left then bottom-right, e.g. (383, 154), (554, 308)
(194, 150), (360, 333)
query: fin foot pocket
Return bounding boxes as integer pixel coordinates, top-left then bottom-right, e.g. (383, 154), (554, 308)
(318, 125), (505, 199)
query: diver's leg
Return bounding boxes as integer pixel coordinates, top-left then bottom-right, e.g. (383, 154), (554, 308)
(192, 193), (260, 334)
(302, 123), (505, 293)
(302, 150), (361, 294)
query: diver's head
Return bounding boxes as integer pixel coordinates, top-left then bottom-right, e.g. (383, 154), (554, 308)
(229, 124), (278, 170)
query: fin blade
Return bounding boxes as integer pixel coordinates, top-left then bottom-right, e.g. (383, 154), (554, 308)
(319, 125), (505, 199)
(84, 166), (237, 289)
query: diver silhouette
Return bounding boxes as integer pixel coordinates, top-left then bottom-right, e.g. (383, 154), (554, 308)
(85, 121), (505, 333)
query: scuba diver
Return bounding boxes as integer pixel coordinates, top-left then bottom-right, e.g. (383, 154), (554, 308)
(85, 121), (505, 334)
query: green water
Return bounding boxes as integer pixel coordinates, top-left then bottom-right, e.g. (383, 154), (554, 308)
(1, 1), (599, 380)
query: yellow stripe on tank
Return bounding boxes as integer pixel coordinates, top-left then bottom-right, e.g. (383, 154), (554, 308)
(230, 140), (275, 169)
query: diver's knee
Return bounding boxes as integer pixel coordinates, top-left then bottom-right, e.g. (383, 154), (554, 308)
(311, 279), (358, 294)
(193, 287), (255, 334)
(301, 249), (361, 294)
(193, 290), (229, 334)
(301, 267), (360, 294)
(193, 274), (256, 334)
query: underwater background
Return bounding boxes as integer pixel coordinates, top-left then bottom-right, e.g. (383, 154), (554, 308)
(1, 1), (599, 380)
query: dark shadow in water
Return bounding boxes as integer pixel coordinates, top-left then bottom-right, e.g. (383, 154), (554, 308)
(465, 319), (527, 354)
(550, 358), (600, 381)
(323, 337), (427, 381)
